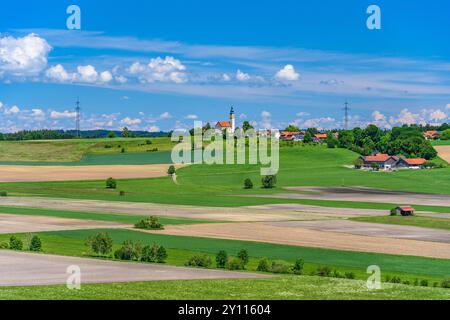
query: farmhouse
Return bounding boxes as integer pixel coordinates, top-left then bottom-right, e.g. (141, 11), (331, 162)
(280, 131), (304, 141)
(394, 206), (415, 216)
(424, 130), (441, 140)
(359, 154), (427, 170)
(215, 107), (235, 133)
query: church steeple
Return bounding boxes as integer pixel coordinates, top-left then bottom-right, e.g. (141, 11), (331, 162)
(229, 106), (235, 133)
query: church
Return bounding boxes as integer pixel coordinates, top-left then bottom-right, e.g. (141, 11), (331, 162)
(215, 107), (236, 133)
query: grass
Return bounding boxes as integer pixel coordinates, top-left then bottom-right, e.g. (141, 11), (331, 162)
(431, 140), (450, 146)
(2, 228), (449, 281)
(350, 215), (450, 231)
(0, 206), (214, 225)
(1, 276), (448, 300)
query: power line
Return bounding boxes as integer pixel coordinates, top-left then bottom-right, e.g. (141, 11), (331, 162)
(75, 97), (81, 138)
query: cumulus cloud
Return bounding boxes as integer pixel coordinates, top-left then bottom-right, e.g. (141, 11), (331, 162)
(76, 65), (99, 83)
(128, 56), (187, 84)
(50, 110), (77, 119)
(236, 69), (251, 82)
(4, 105), (20, 115)
(0, 34), (52, 77)
(121, 117), (142, 125)
(260, 110), (272, 129)
(159, 112), (172, 120)
(429, 109), (448, 121)
(185, 114), (198, 120)
(46, 64), (73, 82)
(100, 71), (113, 83)
(222, 73), (231, 81)
(302, 117), (335, 129)
(275, 65), (300, 81)
(31, 108), (45, 118)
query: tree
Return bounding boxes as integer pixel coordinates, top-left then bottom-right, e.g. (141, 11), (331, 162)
(122, 127), (130, 138)
(262, 175), (277, 189)
(244, 178), (253, 189)
(237, 249), (249, 266)
(216, 250), (228, 268)
(292, 258), (305, 275)
(106, 177), (117, 189)
(442, 129), (450, 140)
(338, 131), (355, 148)
(242, 121), (254, 131)
(303, 132), (313, 143)
(29, 235), (42, 252)
(284, 124), (300, 132)
(85, 232), (113, 256)
(9, 236), (23, 250)
(353, 158), (364, 169)
(108, 131), (116, 138)
(371, 162), (380, 171)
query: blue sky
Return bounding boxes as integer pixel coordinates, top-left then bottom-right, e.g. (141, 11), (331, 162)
(1, 0), (450, 132)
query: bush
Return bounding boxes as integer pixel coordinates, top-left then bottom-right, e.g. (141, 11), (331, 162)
(85, 232), (113, 256)
(237, 249), (249, 266)
(9, 236), (23, 251)
(227, 257), (245, 270)
(0, 191), (7, 197)
(119, 190), (126, 196)
(441, 278), (450, 288)
(114, 240), (142, 261)
(106, 177), (117, 189)
(184, 254), (212, 268)
(315, 266), (332, 277)
(141, 243), (167, 263)
(345, 272), (355, 279)
(0, 242), (9, 249)
(261, 175), (277, 189)
(270, 260), (291, 274)
(29, 235), (42, 252)
(121, 148), (126, 153)
(292, 258), (304, 275)
(244, 178), (253, 189)
(215, 250), (228, 268)
(420, 279), (429, 287)
(390, 276), (402, 284)
(134, 216), (164, 230)
(256, 258), (271, 272)
(390, 208), (398, 216)
(167, 165), (176, 175)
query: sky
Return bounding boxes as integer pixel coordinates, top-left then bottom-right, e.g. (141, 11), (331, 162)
(1, 0), (450, 133)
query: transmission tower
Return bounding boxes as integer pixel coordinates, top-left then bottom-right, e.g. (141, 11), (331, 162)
(343, 100), (350, 130)
(75, 97), (81, 138)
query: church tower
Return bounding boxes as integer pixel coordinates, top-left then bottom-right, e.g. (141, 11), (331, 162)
(229, 107), (235, 133)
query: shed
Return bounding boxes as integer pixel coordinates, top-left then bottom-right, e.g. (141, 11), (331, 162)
(395, 206), (415, 216)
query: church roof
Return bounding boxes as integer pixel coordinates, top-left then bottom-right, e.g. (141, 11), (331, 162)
(216, 121), (231, 128)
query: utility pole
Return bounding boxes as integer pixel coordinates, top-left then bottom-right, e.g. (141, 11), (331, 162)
(343, 100), (350, 130)
(75, 97), (81, 138)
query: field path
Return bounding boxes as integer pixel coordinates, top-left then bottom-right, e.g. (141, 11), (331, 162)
(0, 164), (183, 182)
(0, 251), (269, 286)
(148, 222), (450, 259)
(435, 145), (450, 163)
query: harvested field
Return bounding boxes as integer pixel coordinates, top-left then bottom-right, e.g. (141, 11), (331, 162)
(0, 197), (389, 222)
(0, 251), (269, 286)
(0, 214), (126, 234)
(150, 222), (450, 259)
(268, 187), (450, 207)
(435, 146), (450, 163)
(0, 164), (183, 182)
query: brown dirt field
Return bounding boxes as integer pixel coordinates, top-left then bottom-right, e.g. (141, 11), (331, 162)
(0, 164), (183, 182)
(148, 222), (450, 259)
(0, 214), (126, 234)
(435, 145), (450, 163)
(0, 197), (388, 222)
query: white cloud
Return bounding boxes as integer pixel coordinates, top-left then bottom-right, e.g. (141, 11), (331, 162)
(50, 110), (77, 119)
(159, 112), (172, 120)
(185, 114), (198, 120)
(115, 75), (128, 83)
(372, 110), (386, 122)
(296, 112), (310, 117)
(446, 104), (450, 110)
(148, 125), (160, 132)
(128, 56), (187, 84)
(76, 65), (99, 83)
(275, 65), (300, 81)
(0, 101), (3, 109)
(261, 111), (271, 118)
(222, 73), (231, 81)
(236, 69), (250, 82)
(100, 71), (113, 83)
(260, 111), (272, 129)
(239, 113), (247, 120)
(121, 117), (142, 125)
(429, 109), (448, 121)
(31, 108), (45, 118)
(302, 117), (335, 129)
(46, 64), (73, 82)
(393, 109), (421, 125)
(0, 33), (52, 77)
(4, 105), (20, 114)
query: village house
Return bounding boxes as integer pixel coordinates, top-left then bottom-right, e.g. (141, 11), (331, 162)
(280, 131), (304, 141)
(215, 107), (236, 134)
(423, 130), (441, 140)
(359, 153), (427, 170)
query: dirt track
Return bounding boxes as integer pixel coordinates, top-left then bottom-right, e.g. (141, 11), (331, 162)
(0, 251), (268, 286)
(0, 214), (126, 234)
(150, 222), (450, 259)
(435, 146), (450, 163)
(0, 164), (183, 182)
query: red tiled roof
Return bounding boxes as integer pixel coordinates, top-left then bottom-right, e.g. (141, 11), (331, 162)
(398, 206), (415, 212)
(314, 133), (328, 139)
(281, 131), (301, 136)
(424, 130), (438, 137)
(363, 154), (391, 162)
(403, 158), (426, 165)
(216, 121), (231, 128)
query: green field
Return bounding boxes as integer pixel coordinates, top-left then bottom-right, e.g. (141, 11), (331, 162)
(2, 146), (450, 210)
(2, 228), (449, 281)
(0, 206), (214, 225)
(1, 276), (448, 300)
(351, 216), (450, 231)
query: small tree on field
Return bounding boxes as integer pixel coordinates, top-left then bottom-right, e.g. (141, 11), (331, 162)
(9, 236), (23, 250)
(371, 162), (380, 171)
(353, 158), (364, 169)
(244, 178), (253, 189)
(167, 165), (176, 175)
(108, 131), (116, 139)
(292, 258), (305, 275)
(216, 250), (228, 268)
(85, 232), (113, 256)
(29, 235), (42, 252)
(106, 177), (117, 189)
(237, 249), (249, 266)
(262, 175), (277, 189)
